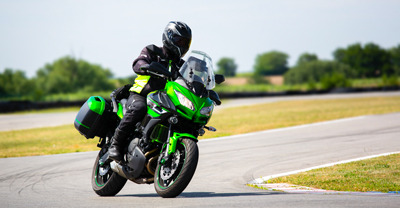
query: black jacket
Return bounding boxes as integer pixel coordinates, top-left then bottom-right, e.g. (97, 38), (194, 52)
(132, 44), (185, 96)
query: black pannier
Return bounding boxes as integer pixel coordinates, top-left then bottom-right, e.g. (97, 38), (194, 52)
(74, 96), (113, 139)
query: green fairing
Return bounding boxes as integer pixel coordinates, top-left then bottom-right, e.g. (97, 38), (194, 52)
(147, 78), (213, 155)
(147, 106), (161, 117)
(168, 132), (197, 154)
(117, 103), (124, 119)
(87, 96), (106, 115)
(165, 81), (213, 125)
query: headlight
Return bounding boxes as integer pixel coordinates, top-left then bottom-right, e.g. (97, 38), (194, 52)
(200, 105), (214, 116)
(174, 90), (195, 111)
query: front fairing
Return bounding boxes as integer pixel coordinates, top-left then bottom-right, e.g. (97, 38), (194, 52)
(165, 81), (213, 125)
(146, 80), (214, 125)
(144, 51), (216, 147)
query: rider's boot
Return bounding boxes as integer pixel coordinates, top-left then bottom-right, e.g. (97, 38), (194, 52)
(108, 128), (130, 162)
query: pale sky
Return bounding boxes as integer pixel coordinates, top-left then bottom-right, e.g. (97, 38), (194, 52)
(1, 0), (399, 78)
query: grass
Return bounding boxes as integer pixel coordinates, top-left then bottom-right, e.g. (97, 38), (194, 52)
(203, 96), (400, 139)
(0, 106), (80, 115)
(213, 77), (400, 93)
(2, 77), (398, 102)
(0, 125), (99, 158)
(246, 184), (285, 192)
(1, 96), (399, 158)
(267, 153), (400, 193)
(40, 91), (111, 101)
(0, 90), (111, 102)
(214, 83), (309, 93)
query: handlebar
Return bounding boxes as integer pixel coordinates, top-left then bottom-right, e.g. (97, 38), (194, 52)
(140, 62), (173, 79)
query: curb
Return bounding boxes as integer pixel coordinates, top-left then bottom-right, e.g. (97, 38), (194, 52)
(248, 151), (400, 196)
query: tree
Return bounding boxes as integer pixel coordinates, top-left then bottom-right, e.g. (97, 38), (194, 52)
(333, 43), (392, 77)
(284, 60), (355, 85)
(389, 44), (400, 74)
(320, 72), (351, 90)
(0, 68), (34, 97)
(112, 75), (137, 87)
(254, 51), (289, 76)
(216, 57), (237, 77)
(35, 56), (114, 94)
(297, 53), (318, 65)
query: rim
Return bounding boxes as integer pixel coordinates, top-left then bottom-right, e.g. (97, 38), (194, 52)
(94, 159), (112, 187)
(157, 142), (186, 189)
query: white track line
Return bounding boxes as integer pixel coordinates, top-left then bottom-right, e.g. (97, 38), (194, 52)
(249, 151), (400, 184)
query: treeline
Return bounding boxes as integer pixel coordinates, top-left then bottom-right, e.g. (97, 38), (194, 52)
(0, 56), (135, 101)
(217, 42), (400, 88)
(2, 42), (399, 101)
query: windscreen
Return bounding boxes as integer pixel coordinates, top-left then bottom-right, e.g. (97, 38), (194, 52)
(179, 51), (215, 91)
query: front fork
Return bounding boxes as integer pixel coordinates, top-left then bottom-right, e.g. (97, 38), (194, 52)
(159, 121), (197, 165)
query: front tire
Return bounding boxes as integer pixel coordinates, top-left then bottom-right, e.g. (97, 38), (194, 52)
(155, 138), (199, 198)
(91, 151), (127, 196)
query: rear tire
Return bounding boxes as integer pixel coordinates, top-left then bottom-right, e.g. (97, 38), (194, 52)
(91, 151), (127, 196)
(154, 138), (199, 198)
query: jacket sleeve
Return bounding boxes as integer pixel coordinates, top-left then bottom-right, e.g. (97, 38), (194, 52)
(132, 47), (153, 75)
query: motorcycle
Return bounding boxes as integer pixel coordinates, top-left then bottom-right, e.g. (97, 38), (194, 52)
(74, 51), (224, 198)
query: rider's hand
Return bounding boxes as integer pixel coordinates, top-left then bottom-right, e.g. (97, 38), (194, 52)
(140, 64), (150, 73)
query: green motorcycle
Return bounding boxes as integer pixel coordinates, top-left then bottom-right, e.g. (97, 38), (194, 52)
(74, 51), (224, 198)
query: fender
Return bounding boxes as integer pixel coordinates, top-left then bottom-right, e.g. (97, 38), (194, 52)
(168, 132), (197, 154)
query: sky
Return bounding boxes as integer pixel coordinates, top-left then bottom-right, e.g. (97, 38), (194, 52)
(1, 0), (399, 78)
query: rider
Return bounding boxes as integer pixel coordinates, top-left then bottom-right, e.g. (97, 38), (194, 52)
(108, 21), (192, 162)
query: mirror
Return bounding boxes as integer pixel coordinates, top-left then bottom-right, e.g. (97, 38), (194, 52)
(215, 74), (225, 84)
(209, 90), (221, 105)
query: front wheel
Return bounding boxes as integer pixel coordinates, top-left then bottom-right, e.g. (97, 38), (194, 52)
(155, 138), (199, 198)
(91, 151), (127, 196)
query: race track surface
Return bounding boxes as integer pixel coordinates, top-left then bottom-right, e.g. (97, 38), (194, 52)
(1, 112), (400, 207)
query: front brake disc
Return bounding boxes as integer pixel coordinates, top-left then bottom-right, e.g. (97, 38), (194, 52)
(160, 152), (181, 180)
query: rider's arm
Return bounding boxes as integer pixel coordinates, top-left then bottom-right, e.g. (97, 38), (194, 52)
(132, 47), (153, 75)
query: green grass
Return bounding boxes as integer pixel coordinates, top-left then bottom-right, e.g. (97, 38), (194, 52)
(0, 125), (98, 158)
(1, 96), (399, 158)
(2, 77), (398, 102)
(1, 106), (80, 115)
(214, 83), (309, 93)
(267, 153), (400, 193)
(352, 77), (400, 88)
(213, 77), (399, 93)
(246, 184), (285, 192)
(204, 96), (400, 139)
(40, 90), (111, 101)
(0, 90), (111, 102)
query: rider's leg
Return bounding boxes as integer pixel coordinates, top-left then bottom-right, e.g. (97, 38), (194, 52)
(109, 92), (147, 161)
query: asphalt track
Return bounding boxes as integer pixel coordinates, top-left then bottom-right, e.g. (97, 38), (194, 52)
(1, 92), (400, 207)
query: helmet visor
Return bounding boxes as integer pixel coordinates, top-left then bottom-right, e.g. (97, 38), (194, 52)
(172, 35), (191, 48)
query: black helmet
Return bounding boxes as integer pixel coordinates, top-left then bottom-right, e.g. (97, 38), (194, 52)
(162, 21), (192, 58)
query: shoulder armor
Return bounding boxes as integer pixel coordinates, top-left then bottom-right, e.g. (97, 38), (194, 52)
(145, 44), (166, 59)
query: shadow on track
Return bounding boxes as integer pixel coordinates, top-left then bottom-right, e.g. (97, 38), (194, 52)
(117, 191), (285, 198)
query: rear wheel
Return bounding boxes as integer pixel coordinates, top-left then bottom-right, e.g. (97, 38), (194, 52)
(154, 138), (199, 198)
(91, 151), (127, 196)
